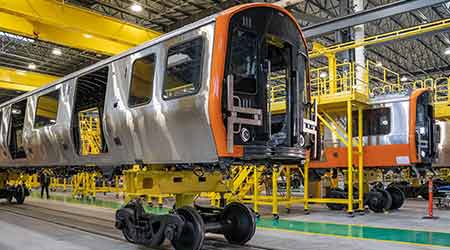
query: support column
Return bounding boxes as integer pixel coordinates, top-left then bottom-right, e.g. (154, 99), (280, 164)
(286, 167), (292, 211)
(272, 166), (279, 217)
(303, 157), (310, 213)
(347, 101), (354, 215)
(253, 166), (260, 215)
(354, 0), (366, 91)
(358, 106), (364, 212)
(327, 52), (337, 94)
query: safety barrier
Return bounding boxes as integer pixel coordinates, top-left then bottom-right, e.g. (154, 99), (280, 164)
(79, 113), (102, 155)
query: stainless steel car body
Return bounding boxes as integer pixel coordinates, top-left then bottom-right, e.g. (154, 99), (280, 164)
(434, 120), (450, 167)
(0, 15), (218, 167)
(323, 93), (410, 149)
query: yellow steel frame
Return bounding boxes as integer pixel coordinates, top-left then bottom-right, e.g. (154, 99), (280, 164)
(123, 165), (227, 208)
(0, 66), (57, 92)
(0, 0), (160, 55)
(309, 47), (369, 108)
(70, 171), (123, 199)
(79, 111), (103, 155)
(304, 103), (364, 214)
(221, 165), (303, 216)
(49, 176), (68, 192)
(25, 174), (40, 189)
(303, 48), (366, 214)
(309, 17), (450, 58)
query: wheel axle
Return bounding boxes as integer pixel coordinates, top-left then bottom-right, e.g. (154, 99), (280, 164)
(116, 200), (256, 250)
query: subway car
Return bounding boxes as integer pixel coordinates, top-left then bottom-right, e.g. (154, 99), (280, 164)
(310, 89), (435, 212)
(0, 3), (316, 250)
(312, 89), (435, 170)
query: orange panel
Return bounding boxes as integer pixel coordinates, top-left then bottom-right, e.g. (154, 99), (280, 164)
(208, 3), (309, 157)
(310, 144), (412, 169)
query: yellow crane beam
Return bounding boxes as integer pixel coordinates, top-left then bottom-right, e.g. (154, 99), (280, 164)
(0, 67), (57, 92)
(0, 0), (161, 55)
(309, 17), (450, 58)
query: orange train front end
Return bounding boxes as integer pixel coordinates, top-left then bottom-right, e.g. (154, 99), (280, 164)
(209, 3), (317, 163)
(310, 88), (436, 169)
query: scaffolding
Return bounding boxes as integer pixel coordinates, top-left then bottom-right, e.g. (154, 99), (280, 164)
(79, 111), (102, 155)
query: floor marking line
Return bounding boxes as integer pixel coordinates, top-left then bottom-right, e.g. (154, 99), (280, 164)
(258, 227), (450, 249)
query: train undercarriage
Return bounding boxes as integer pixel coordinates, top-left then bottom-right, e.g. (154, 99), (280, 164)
(0, 170), (30, 204)
(114, 166), (257, 250)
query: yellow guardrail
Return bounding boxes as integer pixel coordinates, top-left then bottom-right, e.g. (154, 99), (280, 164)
(308, 61), (370, 104)
(79, 113), (102, 155)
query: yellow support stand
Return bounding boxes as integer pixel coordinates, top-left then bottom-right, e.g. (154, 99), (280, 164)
(123, 165), (226, 209)
(357, 107), (364, 212)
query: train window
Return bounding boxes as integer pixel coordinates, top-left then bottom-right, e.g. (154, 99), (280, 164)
(9, 99), (28, 159)
(34, 90), (60, 128)
(353, 108), (391, 136)
(129, 54), (156, 107)
(229, 29), (258, 95)
(162, 37), (204, 100)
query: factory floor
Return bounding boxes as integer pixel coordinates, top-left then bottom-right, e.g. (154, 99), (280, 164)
(0, 191), (448, 250)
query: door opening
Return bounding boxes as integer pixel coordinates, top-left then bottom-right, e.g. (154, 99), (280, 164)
(9, 100), (28, 159)
(72, 67), (109, 156)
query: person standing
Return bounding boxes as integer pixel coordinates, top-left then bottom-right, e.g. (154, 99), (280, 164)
(40, 170), (50, 199)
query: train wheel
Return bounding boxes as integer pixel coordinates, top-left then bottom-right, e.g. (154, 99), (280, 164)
(386, 186), (405, 210)
(325, 189), (346, 211)
(378, 189), (392, 211)
(116, 207), (137, 243)
(222, 202), (256, 245)
(171, 206), (204, 250)
(366, 191), (385, 213)
(14, 185), (26, 204)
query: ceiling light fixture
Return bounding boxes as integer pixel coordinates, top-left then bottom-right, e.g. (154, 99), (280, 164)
(400, 76), (408, 82)
(28, 63), (37, 70)
(130, 3), (143, 12)
(52, 48), (62, 56)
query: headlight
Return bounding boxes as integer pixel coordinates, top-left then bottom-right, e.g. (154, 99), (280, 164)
(240, 127), (251, 143)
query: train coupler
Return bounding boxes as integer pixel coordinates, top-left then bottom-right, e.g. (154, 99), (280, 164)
(116, 199), (256, 250)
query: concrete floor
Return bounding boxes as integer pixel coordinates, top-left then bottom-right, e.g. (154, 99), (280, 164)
(277, 199), (450, 233)
(0, 197), (448, 250)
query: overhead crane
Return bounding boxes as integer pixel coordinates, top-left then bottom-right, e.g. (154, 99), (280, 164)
(0, 0), (161, 55)
(0, 67), (57, 92)
(0, 0), (162, 92)
(308, 17), (450, 58)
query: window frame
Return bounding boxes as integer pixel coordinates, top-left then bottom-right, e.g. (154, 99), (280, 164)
(227, 27), (259, 96)
(127, 53), (157, 108)
(353, 107), (391, 137)
(162, 36), (205, 101)
(34, 88), (61, 129)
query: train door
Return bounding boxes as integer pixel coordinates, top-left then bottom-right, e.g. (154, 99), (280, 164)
(72, 66), (109, 156)
(263, 35), (293, 147)
(225, 27), (265, 150)
(223, 7), (308, 158)
(415, 91), (435, 164)
(8, 99), (28, 159)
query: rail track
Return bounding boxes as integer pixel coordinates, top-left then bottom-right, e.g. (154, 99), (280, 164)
(0, 202), (279, 250)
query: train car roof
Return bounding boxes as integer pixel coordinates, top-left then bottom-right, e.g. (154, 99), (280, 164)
(369, 88), (430, 105)
(0, 13), (217, 109)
